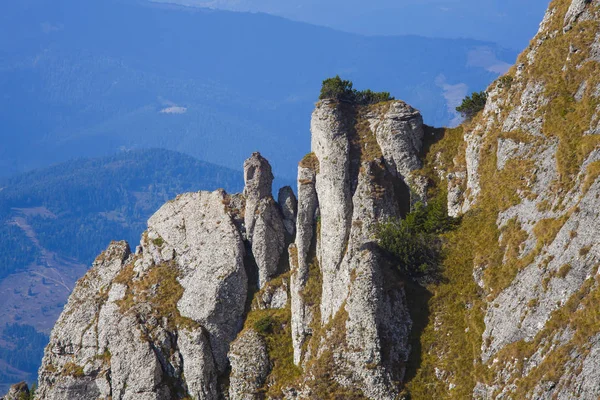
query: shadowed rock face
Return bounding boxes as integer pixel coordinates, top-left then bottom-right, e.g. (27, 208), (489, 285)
(278, 186), (298, 236)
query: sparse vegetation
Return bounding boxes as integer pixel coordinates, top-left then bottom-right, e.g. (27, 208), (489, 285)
(557, 263), (572, 279)
(319, 75), (394, 105)
(62, 362), (85, 378)
(115, 261), (200, 331)
(242, 303), (302, 398)
(497, 75), (514, 89)
(253, 315), (276, 335)
(299, 152), (320, 174)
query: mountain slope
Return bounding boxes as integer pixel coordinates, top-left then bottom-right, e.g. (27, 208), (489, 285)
(405, 0), (600, 397)
(0, 0), (516, 179)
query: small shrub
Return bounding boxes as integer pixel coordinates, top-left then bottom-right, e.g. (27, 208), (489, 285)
(528, 298), (539, 308)
(299, 152), (320, 173)
(456, 91), (488, 120)
(557, 264), (572, 279)
(579, 246), (592, 257)
(254, 315), (276, 335)
(497, 75), (514, 89)
(319, 75), (394, 105)
(376, 196), (458, 279)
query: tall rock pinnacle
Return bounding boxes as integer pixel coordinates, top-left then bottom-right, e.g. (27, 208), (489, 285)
(243, 152), (286, 288)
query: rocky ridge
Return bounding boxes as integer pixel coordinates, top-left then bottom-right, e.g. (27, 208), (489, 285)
(31, 95), (427, 399)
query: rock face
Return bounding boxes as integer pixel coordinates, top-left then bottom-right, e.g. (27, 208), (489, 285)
(244, 153), (286, 288)
(228, 330), (270, 400)
(34, 174), (283, 399)
(413, 0), (600, 398)
(288, 99), (419, 398)
(278, 186), (297, 237)
(36, 99), (422, 399)
(36, 189), (248, 400)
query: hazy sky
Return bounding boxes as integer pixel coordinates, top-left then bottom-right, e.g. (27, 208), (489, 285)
(156, 0), (550, 50)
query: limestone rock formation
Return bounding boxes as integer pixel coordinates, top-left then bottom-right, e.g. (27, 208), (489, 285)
(288, 99), (419, 398)
(36, 190), (248, 400)
(35, 98), (422, 399)
(290, 158), (319, 366)
(244, 153), (286, 288)
(278, 186), (297, 237)
(228, 329), (271, 400)
(408, 0), (600, 397)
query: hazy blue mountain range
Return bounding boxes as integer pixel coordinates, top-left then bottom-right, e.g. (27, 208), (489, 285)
(0, 0), (516, 180)
(156, 0), (550, 50)
(0, 149), (244, 392)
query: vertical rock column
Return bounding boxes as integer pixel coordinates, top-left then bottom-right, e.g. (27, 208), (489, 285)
(311, 100), (354, 323)
(289, 99), (416, 398)
(367, 100), (426, 206)
(243, 153), (286, 288)
(290, 158), (319, 365)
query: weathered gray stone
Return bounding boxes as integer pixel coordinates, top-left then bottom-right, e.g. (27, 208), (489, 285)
(37, 190), (248, 400)
(228, 329), (270, 400)
(366, 100), (425, 203)
(290, 163), (319, 365)
(243, 153), (286, 288)
(293, 100), (414, 397)
(311, 100), (354, 324)
(278, 186), (298, 236)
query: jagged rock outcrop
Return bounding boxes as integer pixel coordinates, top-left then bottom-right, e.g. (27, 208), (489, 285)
(228, 329), (271, 400)
(290, 158), (319, 366)
(366, 100), (427, 204)
(244, 153), (286, 288)
(278, 186), (298, 237)
(36, 98), (423, 400)
(288, 99), (419, 398)
(1, 382), (29, 400)
(36, 190), (248, 400)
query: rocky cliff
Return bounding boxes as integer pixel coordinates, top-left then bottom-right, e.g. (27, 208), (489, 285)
(405, 0), (600, 398)
(26, 0), (600, 398)
(30, 97), (426, 399)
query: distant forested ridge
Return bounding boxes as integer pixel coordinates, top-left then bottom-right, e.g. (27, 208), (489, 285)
(0, 0), (516, 179)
